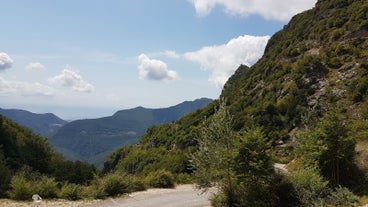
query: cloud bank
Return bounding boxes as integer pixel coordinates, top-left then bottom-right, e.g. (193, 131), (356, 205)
(138, 54), (179, 81)
(0, 52), (13, 71)
(48, 69), (94, 93)
(189, 0), (317, 21)
(0, 77), (53, 96)
(184, 35), (270, 87)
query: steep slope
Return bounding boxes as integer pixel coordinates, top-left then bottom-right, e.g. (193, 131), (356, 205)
(104, 0), (368, 174)
(220, 0), (368, 140)
(50, 98), (212, 165)
(0, 108), (67, 138)
(0, 116), (95, 196)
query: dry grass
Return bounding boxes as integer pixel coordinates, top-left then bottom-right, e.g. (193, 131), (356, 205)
(0, 199), (98, 207)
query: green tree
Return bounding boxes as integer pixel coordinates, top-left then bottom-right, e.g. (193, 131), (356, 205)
(234, 128), (274, 183)
(233, 128), (275, 206)
(190, 102), (239, 206)
(318, 108), (356, 185)
(297, 106), (356, 186)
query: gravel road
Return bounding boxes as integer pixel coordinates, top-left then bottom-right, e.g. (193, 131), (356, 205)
(82, 185), (214, 207)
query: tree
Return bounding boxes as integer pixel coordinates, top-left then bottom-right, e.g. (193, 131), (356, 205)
(233, 128), (276, 206)
(234, 128), (274, 183)
(297, 106), (356, 186)
(191, 103), (277, 206)
(190, 102), (239, 206)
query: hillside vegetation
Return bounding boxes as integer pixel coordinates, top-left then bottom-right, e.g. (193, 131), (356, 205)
(50, 98), (212, 166)
(104, 0), (368, 206)
(0, 115), (95, 198)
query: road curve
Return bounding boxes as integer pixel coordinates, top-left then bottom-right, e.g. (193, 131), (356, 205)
(82, 185), (214, 207)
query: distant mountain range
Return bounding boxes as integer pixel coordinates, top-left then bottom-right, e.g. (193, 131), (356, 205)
(49, 98), (213, 166)
(0, 108), (67, 138)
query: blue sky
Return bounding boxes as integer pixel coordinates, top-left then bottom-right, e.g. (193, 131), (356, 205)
(0, 0), (316, 119)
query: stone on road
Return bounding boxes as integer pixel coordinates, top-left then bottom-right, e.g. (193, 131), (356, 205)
(82, 185), (214, 207)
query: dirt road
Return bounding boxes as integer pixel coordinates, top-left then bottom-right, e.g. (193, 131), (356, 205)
(82, 185), (214, 207)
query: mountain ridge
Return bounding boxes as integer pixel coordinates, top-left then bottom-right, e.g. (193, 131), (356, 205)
(0, 108), (67, 138)
(50, 98), (213, 166)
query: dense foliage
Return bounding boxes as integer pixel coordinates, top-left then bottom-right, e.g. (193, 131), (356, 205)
(0, 115), (96, 198)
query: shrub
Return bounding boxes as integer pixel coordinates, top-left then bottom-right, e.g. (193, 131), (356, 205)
(145, 170), (175, 188)
(210, 193), (228, 207)
(327, 186), (359, 206)
(7, 176), (33, 201)
(288, 168), (330, 205)
(59, 183), (82, 200)
(35, 176), (58, 198)
(175, 173), (192, 184)
(88, 181), (106, 199)
(92, 173), (129, 198)
(128, 176), (146, 192)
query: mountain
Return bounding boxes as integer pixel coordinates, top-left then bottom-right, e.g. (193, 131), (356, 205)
(0, 108), (67, 138)
(104, 0), (368, 181)
(50, 98), (212, 166)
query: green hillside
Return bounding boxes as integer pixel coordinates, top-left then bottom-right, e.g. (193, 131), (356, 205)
(0, 115), (95, 198)
(50, 98), (212, 166)
(104, 0), (368, 206)
(0, 108), (67, 138)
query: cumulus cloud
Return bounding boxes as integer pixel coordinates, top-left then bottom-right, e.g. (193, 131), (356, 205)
(184, 35), (270, 87)
(138, 54), (179, 81)
(26, 62), (46, 71)
(189, 0), (317, 21)
(0, 77), (53, 96)
(48, 69), (94, 93)
(0, 52), (13, 71)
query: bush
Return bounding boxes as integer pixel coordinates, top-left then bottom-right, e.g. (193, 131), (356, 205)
(7, 176), (33, 201)
(327, 186), (359, 206)
(35, 176), (58, 198)
(145, 170), (175, 188)
(210, 193), (228, 207)
(288, 168), (330, 205)
(175, 173), (192, 184)
(59, 183), (82, 200)
(88, 181), (106, 199)
(96, 173), (129, 197)
(128, 176), (146, 192)
(104, 173), (129, 196)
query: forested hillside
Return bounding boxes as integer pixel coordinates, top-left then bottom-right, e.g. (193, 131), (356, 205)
(104, 0), (368, 206)
(0, 108), (67, 138)
(0, 115), (95, 198)
(50, 98), (212, 166)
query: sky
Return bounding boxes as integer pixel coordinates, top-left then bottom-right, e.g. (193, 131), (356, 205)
(0, 0), (317, 120)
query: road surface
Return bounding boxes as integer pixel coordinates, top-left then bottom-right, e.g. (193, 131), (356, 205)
(82, 185), (214, 207)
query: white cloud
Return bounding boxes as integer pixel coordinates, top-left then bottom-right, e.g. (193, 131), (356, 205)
(189, 0), (317, 21)
(0, 52), (13, 71)
(162, 50), (180, 59)
(48, 69), (94, 93)
(184, 35), (270, 87)
(26, 62), (46, 71)
(138, 54), (179, 81)
(0, 76), (53, 96)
